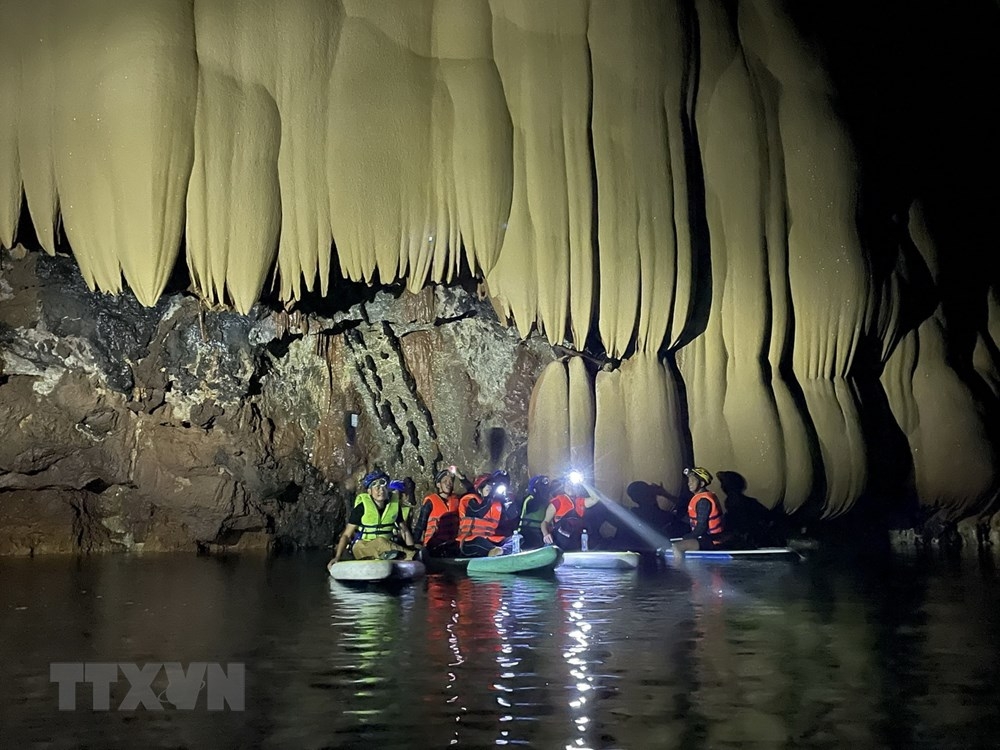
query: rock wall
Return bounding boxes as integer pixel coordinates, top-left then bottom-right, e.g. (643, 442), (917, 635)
(1, 1), (999, 544)
(0, 248), (553, 554)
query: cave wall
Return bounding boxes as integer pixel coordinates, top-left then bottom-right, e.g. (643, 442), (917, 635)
(0, 248), (552, 553)
(1, 0), (999, 547)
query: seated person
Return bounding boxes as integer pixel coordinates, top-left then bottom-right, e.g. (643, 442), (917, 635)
(609, 480), (687, 550)
(517, 475), (552, 549)
(456, 473), (507, 557)
(671, 467), (724, 557)
(411, 467), (462, 557)
(491, 470), (522, 539)
(389, 477), (419, 531)
(717, 470), (783, 549)
(329, 470), (416, 566)
(541, 472), (600, 551)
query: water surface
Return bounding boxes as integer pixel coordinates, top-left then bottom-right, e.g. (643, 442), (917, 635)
(1, 550), (998, 749)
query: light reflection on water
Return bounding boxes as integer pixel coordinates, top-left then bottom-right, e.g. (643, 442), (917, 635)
(0, 551), (998, 749)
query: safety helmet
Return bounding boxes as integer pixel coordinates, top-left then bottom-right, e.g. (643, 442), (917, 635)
(362, 469), (390, 489)
(490, 470), (510, 497)
(473, 473), (494, 491)
(434, 468), (451, 483)
(527, 475), (550, 495)
(388, 479), (406, 492)
(684, 466), (713, 486)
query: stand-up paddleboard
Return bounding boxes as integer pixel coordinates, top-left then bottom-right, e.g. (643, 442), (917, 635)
(659, 547), (802, 561)
(427, 546), (562, 575)
(328, 558), (426, 582)
(561, 551), (640, 569)
(467, 545), (562, 574)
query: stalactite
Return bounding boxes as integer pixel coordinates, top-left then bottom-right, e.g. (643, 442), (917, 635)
(485, 0), (594, 347)
(0, 0), (997, 522)
(51, 0), (196, 305)
(536, 354), (687, 506)
(881, 201), (1000, 516)
(0, 0), (21, 248)
(186, 1), (280, 313)
(589, 0), (694, 357)
(566, 356), (594, 477)
(527, 359), (570, 478)
(15, 0), (59, 253)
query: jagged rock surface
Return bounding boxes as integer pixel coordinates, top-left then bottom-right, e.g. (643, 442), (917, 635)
(0, 249), (553, 554)
(1, 1), (999, 547)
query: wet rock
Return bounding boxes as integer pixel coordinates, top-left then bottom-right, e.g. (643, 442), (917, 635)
(0, 491), (88, 555)
(35, 252), (173, 394)
(0, 247), (556, 555)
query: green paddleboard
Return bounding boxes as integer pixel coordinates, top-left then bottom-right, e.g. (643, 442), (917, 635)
(466, 545), (562, 574)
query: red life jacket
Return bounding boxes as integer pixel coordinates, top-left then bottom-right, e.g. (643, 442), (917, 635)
(688, 491), (724, 537)
(458, 493), (504, 543)
(422, 492), (460, 546)
(550, 494), (588, 524)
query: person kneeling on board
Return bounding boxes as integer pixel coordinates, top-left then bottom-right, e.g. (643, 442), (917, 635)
(330, 470), (416, 565)
(671, 467), (724, 557)
(456, 473), (507, 557)
(541, 472), (599, 551)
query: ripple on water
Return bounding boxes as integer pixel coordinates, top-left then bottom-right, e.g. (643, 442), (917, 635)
(0, 551), (998, 748)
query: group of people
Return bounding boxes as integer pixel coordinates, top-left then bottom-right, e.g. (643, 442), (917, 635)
(330, 462), (735, 565)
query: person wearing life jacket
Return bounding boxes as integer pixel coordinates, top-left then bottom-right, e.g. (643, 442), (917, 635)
(541, 472), (600, 551)
(517, 475), (551, 549)
(491, 469), (521, 539)
(330, 469), (416, 565)
(388, 476), (419, 534)
(411, 467), (462, 556)
(615, 480), (688, 550)
(671, 466), (724, 557)
(457, 472), (507, 557)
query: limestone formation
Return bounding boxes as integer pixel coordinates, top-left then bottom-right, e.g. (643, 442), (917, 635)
(1, 0), (998, 548)
(0, 250), (552, 553)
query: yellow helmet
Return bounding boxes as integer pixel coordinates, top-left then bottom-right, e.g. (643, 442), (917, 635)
(684, 466), (713, 486)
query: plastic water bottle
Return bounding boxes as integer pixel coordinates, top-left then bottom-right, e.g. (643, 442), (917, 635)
(581, 529), (589, 552)
(511, 532), (522, 554)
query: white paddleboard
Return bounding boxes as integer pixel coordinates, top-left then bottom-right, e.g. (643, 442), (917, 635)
(659, 546), (801, 561)
(561, 551), (640, 569)
(328, 559), (426, 582)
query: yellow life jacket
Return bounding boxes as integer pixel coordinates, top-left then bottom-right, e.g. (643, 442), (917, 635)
(355, 493), (401, 540)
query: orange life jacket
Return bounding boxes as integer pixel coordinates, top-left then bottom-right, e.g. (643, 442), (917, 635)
(688, 491), (724, 537)
(550, 494), (588, 524)
(422, 492), (460, 546)
(457, 493), (504, 543)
